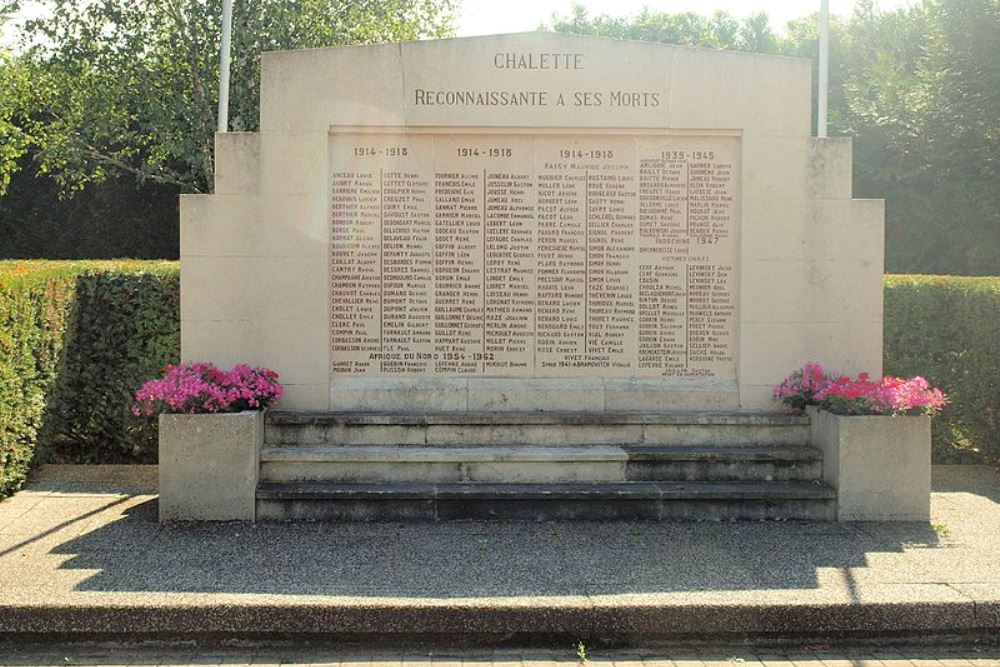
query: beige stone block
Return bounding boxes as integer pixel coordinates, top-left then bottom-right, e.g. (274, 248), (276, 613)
(401, 33), (671, 129)
(813, 257), (883, 323)
(277, 422), (421, 445)
(181, 319), (326, 385)
(466, 379), (604, 412)
(845, 199), (886, 266)
(740, 259), (882, 324)
(333, 425), (427, 446)
(276, 383), (329, 411)
(180, 319), (257, 368)
(742, 136), (811, 203)
(261, 33), (809, 135)
(258, 131), (328, 196)
(810, 137), (853, 199)
(739, 321), (883, 387)
(158, 411), (262, 521)
(329, 378), (469, 412)
(256, 319), (329, 385)
(260, 43), (405, 132)
(180, 195), (260, 257)
(810, 408), (931, 521)
(426, 423), (645, 446)
(462, 459), (626, 483)
(603, 379), (739, 411)
(741, 196), (810, 261)
(181, 194), (326, 258)
(260, 445), (628, 483)
(181, 255), (327, 321)
(214, 132), (259, 194)
(258, 194), (328, 254)
(668, 49), (811, 136)
(739, 383), (786, 412)
(261, 460), (461, 483)
(640, 423), (809, 446)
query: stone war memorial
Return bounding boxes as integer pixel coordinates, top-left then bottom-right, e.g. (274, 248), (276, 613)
(170, 32), (892, 523)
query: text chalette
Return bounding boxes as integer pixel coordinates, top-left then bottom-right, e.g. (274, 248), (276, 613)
(493, 52), (584, 69)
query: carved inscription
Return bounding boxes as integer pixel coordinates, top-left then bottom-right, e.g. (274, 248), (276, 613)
(330, 133), (737, 379)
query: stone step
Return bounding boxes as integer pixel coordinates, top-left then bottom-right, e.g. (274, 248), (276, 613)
(623, 444), (823, 482)
(259, 444), (823, 484)
(259, 445), (628, 484)
(255, 480), (836, 522)
(264, 410), (811, 447)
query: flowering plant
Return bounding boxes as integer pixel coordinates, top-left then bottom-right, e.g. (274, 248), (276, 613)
(771, 362), (831, 409)
(133, 362), (283, 416)
(773, 363), (947, 416)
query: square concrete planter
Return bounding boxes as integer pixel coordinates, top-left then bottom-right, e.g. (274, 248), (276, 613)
(158, 410), (263, 521)
(808, 406), (931, 521)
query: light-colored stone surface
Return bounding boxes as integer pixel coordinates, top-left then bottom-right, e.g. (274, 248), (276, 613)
(466, 379), (607, 412)
(214, 132), (259, 194)
(424, 423), (645, 447)
(810, 408), (932, 521)
(640, 423), (810, 446)
(329, 378), (470, 412)
(180, 194), (326, 258)
(327, 131), (738, 383)
(158, 411), (263, 521)
(265, 410), (812, 447)
(0, 465), (997, 640)
(181, 32), (885, 414)
(603, 378), (739, 411)
(260, 444), (628, 483)
(809, 136), (853, 200)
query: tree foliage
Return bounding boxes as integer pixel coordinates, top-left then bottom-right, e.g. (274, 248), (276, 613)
(544, 5), (779, 52)
(546, 0), (1000, 275)
(4, 0), (456, 195)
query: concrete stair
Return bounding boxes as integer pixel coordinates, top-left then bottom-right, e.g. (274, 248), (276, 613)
(257, 410), (834, 521)
(264, 410), (812, 446)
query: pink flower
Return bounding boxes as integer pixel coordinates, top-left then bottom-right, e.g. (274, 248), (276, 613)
(132, 362), (283, 416)
(776, 365), (948, 417)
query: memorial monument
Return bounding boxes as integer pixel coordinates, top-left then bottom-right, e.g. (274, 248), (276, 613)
(176, 33), (884, 521)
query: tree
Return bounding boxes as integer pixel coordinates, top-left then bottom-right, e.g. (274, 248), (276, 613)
(0, 53), (31, 197)
(0, 3), (32, 197)
(837, 0), (1000, 274)
(543, 4), (785, 51)
(6, 0), (457, 195)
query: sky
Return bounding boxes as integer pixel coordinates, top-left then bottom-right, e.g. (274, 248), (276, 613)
(456, 0), (912, 35)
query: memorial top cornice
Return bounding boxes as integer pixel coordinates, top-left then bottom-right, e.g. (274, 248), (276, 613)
(260, 31), (813, 67)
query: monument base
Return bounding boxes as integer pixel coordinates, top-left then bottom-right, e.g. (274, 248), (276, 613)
(329, 378), (740, 412)
(256, 408), (835, 522)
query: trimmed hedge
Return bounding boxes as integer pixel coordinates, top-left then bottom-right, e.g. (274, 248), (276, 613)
(0, 261), (178, 497)
(884, 275), (1000, 464)
(1, 265), (997, 498)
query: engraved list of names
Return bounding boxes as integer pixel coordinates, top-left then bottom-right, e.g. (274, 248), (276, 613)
(329, 132), (737, 379)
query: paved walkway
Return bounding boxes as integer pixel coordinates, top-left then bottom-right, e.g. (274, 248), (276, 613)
(1, 642), (999, 666)
(0, 465), (998, 639)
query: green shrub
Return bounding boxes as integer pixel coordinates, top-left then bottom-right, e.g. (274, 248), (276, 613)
(0, 261), (178, 497)
(884, 275), (1000, 464)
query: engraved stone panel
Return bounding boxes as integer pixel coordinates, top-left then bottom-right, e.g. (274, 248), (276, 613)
(329, 131), (738, 380)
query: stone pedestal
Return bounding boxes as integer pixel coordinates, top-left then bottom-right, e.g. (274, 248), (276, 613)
(158, 411), (263, 521)
(808, 407), (931, 521)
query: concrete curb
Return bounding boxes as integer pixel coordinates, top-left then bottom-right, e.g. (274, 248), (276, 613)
(1, 599), (996, 640)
